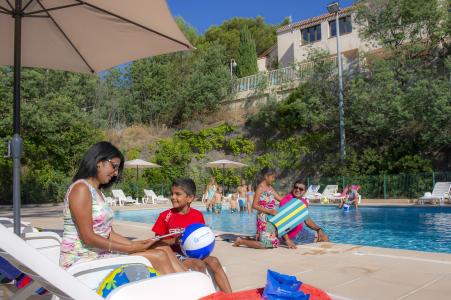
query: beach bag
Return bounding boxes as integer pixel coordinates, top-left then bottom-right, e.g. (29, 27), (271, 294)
(262, 269), (309, 300)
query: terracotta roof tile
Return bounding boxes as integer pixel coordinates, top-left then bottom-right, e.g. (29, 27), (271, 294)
(277, 5), (354, 34)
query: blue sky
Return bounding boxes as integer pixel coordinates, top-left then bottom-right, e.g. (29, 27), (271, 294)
(167, 0), (355, 33)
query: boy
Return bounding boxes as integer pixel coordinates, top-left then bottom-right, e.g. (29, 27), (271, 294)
(151, 178), (232, 293)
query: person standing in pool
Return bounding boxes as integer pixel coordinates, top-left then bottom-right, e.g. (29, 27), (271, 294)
(203, 177), (217, 212)
(236, 179), (247, 213)
(246, 184), (254, 214)
(233, 167), (281, 249)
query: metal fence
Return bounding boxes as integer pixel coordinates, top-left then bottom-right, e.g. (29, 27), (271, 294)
(232, 57), (337, 93)
(304, 172), (451, 199)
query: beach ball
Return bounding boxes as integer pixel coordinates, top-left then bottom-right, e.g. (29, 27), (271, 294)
(343, 203), (350, 211)
(180, 223), (215, 259)
(97, 265), (159, 298)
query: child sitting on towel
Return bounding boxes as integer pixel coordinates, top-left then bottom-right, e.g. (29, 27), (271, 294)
(150, 178), (232, 293)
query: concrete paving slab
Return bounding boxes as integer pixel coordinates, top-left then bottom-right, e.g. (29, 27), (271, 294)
(1, 204), (450, 299)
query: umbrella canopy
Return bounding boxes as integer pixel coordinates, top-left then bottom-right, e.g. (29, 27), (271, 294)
(125, 159), (161, 170)
(206, 159), (248, 196)
(0, 0), (193, 73)
(125, 159), (161, 197)
(1, 0), (193, 235)
(206, 159), (248, 169)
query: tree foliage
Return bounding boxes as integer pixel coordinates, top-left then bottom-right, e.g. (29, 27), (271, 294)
(237, 27), (259, 77)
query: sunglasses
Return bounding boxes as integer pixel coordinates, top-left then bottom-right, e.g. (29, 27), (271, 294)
(293, 186), (305, 191)
(107, 159), (120, 171)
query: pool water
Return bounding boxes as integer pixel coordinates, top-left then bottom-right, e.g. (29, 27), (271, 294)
(114, 205), (451, 253)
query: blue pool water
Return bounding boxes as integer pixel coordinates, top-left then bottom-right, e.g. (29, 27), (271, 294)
(114, 205), (451, 253)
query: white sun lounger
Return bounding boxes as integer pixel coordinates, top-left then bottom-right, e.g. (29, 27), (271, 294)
(417, 182), (451, 205)
(0, 223), (216, 300)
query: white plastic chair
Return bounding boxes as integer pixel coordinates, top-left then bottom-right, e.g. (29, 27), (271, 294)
(0, 217), (38, 234)
(111, 189), (139, 206)
(143, 189), (169, 204)
(417, 182), (451, 205)
(304, 185), (321, 202)
(0, 223), (216, 300)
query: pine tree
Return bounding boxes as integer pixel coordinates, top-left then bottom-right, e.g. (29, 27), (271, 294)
(237, 27), (258, 77)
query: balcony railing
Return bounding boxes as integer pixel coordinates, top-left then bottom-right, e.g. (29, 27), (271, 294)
(233, 57), (338, 93)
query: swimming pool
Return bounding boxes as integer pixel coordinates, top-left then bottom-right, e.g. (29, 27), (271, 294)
(114, 205), (451, 253)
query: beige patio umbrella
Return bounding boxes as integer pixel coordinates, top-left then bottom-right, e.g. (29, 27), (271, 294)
(206, 159), (248, 196)
(125, 159), (161, 198)
(125, 159), (161, 182)
(0, 0), (193, 235)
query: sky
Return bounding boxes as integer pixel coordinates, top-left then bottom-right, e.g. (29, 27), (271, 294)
(167, 0), (356, 34)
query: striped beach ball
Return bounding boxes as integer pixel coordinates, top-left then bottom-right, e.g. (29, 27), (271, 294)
(180, 223), (215, 259)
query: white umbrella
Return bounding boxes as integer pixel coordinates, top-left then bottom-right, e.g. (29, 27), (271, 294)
(1, 0), (193, 235)
(206, 159), (248, 196)
(125, 159), (161, 198)
(124, 159), (161, 182)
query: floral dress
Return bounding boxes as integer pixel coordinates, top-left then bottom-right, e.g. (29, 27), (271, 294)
(256, 188), (280, 248)
(59, 179), (117, 269)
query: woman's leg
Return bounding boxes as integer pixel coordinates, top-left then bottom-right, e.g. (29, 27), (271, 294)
(203, 256), (232, 293)
(132, 249), (175, 275)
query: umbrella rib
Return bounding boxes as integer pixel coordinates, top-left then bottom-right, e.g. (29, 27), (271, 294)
(72, 0), (192, 50)
(24, 3), (83, 16)
(0, 6), (11, 14)
(4, 0), (13, 10)
(34, 0), (95, 73)
(22, 0), (35, 12)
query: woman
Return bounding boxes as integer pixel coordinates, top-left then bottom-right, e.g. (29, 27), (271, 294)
(59, 142), (186, 274)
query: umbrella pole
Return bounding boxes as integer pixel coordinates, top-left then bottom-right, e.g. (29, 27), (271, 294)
(136, 166), (139, 198)
(12, 0), (23, 236)
(222, 164), (225, 197)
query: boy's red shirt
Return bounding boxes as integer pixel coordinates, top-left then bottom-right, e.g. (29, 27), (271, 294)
(152, 207), (205, 250)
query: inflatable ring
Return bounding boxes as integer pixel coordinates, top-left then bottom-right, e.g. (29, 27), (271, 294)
(97, 264), (159, 298)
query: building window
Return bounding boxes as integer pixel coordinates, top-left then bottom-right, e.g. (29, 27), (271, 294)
(329, 16), (352, 37)
(301, 24), (322, 44)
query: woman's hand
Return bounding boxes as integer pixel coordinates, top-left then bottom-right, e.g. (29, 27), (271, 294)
(129, 239), (157, 253)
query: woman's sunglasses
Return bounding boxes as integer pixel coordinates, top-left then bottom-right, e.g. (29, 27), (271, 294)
(107, 159), (120, 171)
(293, 186), (305, 191)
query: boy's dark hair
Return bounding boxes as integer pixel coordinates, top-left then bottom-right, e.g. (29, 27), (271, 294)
(293, 179), (305, 188)
(73, 141), (124, 189)
(172, 178), (196, 196)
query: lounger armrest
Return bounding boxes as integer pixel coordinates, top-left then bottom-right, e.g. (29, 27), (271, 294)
(67, 256), (151, 275)
(66, 256), (152, 290)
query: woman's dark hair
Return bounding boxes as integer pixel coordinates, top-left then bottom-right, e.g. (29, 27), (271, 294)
(172, 178), (196, 196)
(73, 141), (124, 189)
(254, 167), (276, 189)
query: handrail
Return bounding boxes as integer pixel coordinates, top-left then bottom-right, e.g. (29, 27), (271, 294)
(232, 56), (339, 93)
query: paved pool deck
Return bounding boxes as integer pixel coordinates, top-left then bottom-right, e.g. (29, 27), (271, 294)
(1, 202), (450, 300)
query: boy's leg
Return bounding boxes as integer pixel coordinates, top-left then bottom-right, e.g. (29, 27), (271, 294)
(203, 256), (232, 293)
(182, 258), (207, 273)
